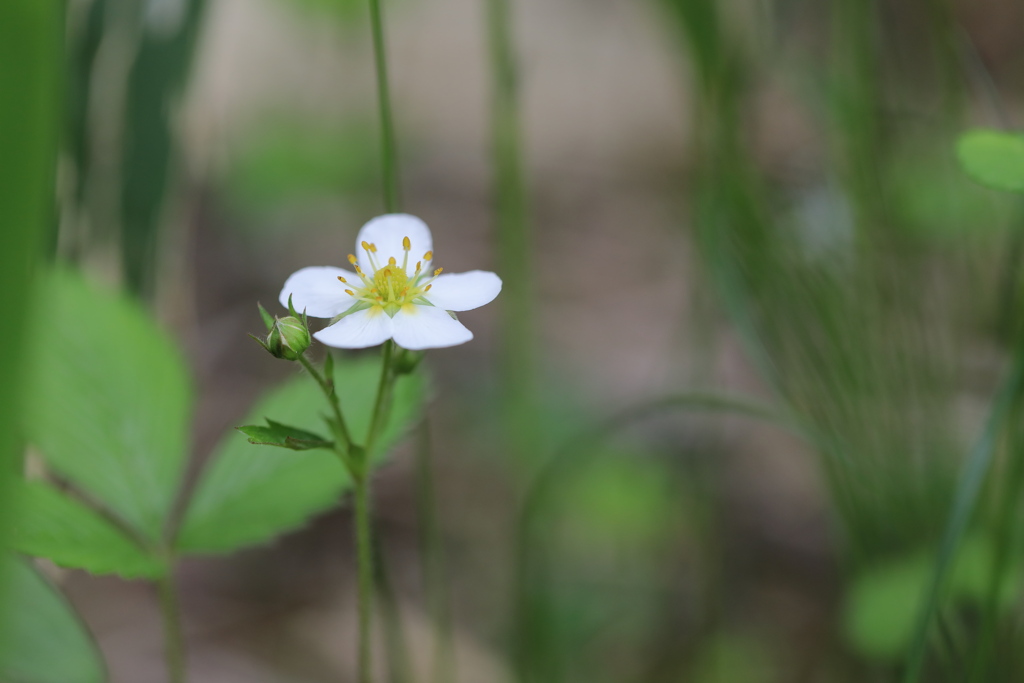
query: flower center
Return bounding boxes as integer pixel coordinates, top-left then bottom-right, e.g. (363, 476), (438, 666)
(373, 266), (408, 300)
(338, 238), (442, 317)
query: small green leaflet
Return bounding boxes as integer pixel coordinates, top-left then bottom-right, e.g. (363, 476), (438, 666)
(237, 419), (333, 451)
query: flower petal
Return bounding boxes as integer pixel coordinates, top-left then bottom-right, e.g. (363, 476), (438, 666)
(423, 270), (502, 312)
(391, 305), (473, 350)
(356, 214), (433, 274)
(279, 266), (360, 318)
(314, 307), (394, 348)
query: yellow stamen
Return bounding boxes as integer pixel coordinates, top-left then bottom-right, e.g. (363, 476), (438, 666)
(423, 250), (433, 261)
(337, 276), (347, 283)
(345, 289), (354, 296)
(425, 284), (432, 291)
(402, 236), (411, 251)
(348, 254), (357, 264)
(388, 256), (397, 266)
(434, 267), (443, 276)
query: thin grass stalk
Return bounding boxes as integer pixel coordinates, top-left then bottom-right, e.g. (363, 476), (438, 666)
(966, 394), (1024, 681)
(902, 341), (1024, 682)
(0, 0), (61, 639)
(367, 0), (399, 213)
(487, 0), (535, 455)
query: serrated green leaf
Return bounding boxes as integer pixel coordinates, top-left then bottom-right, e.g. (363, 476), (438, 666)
(26, 269), (192, 544)
(0, 557), (106, 683)
(9, 482), (165, 579)
(176, 356), (425, 554)
(956, 128), (1024, 193)
(238, 419), (333, 450)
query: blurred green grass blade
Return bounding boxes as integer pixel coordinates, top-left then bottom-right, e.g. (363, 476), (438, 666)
(0, 557), (106, 683)
(120, 0), (205, 298)
(65, 0), (106, 211)
(9, 481), (166, 580)
(177, 357), (425, 554)
(956, 129), (1024, 193)
(0, 0), (62, 661)
(658, 0), (724, 91)
(26, 269), (193, 544)
(902, 351), (1024, 682)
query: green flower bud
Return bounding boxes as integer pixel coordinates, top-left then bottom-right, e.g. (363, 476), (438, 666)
(266, 316), (311, 361)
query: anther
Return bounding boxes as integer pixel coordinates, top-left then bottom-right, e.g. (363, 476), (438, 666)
(434, 267), (443, 276)
(388, 256), (397, 266)
(345, 289), (354, 296)
(337, 276), (347, 283)
(425, 284), (432, 291)
(423, 250), (433, 261)
(361, 241), (371, 251)
(355, 265), (364, 275)
(403, 236), (411, 251)
(348, 254), (358, 264)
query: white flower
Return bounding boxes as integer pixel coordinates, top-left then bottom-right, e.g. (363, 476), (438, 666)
(279, 214), (502, 350)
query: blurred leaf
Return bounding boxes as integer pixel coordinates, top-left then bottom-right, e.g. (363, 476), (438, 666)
(26, 269), (192, 544)
(64, 0), (105, 208)
(9, 482), (165, 580)
(887, 145), (1016, 241)
(238, 419), (333, 451)
(225, 120), (379, 218)
(0, 557), (106, 683)
(120, 0), (205, 298)
(956, 129), (1024, 193)
(843, 535), (1021, 660)
(177, 356), (426, 554)
(560, 455), (675, 547)
(690, 633), (774, 683)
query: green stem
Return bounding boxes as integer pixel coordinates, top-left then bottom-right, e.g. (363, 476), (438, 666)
(367, 0), (399, 213)
(353, 474), (376, 683)
(349, 340), (398, 683)
(415, 419), (455, 683)
(487, 0), (535, 454)
(157, 574), (187, 683)
(299, 353), (354, 456)
(366, 340), (396, 455)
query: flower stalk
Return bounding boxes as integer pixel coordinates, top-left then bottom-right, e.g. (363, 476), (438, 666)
(367, 0), (399, 213)
(157, 574), (187, 683)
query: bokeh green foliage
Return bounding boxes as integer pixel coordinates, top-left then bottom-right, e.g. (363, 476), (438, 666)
(657, 0), (1024, 678)
(224, 119), (381, 225)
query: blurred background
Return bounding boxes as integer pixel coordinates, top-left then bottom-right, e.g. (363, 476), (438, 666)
(7, 0), (1024, 680)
